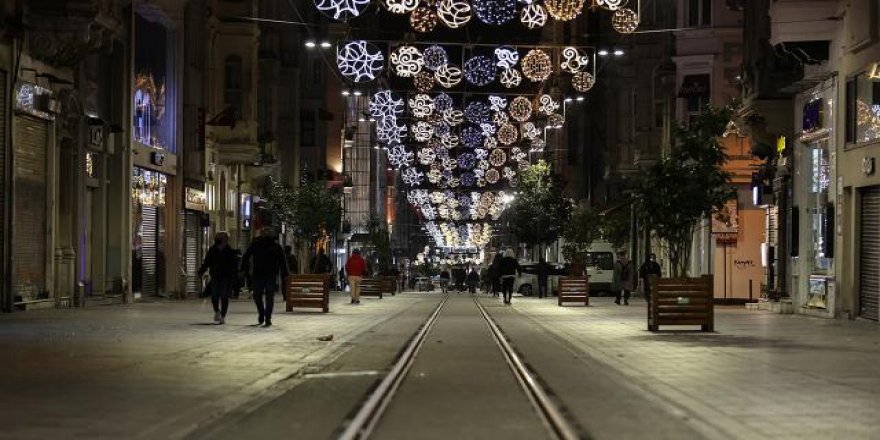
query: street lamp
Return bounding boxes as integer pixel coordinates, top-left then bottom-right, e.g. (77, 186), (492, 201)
(305, 40), (317, 49)
(598, 49), (609, 57)
(613, 49), (625, 57)
(320, 41), (332, 48)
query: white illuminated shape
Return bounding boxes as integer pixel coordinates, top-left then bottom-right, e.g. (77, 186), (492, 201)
(437, 0), (472, 28)
(388, 145), (414, 167)
(370, 90), (405, 119)
(520, 3), (547, 29)
(413, 121), (435, 142)
(571, 71), (595, 92)
(494, 47), (520, 69)
(337, 41), (384, 83)
(538, 94), (559, 115)
(409, 93), (435, 118)
(402, 167), (425, 186)
(561, 47), (590, 74)
(391, 45), (424, 78)
(435, 64), (463, 88)
(509, 96), (532, 122)
(612, 8), (640, 34)
(314, 0), (370, 21)
(500, 68), (522, 88)
(384, 0), (418, 13)
(595, 0), (625, 11)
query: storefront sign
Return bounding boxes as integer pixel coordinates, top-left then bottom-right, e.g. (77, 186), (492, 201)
(185, 187), (207, 211)
(802, 98), (823, 132)
(14, 82), (54, 120)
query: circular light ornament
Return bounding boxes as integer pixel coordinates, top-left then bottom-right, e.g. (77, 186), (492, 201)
(548, 113), (565, 127)
(521, 49), (552, 82)
(561, 47), (589, 73)
(434, 93), (454, 112)
(384, 0), (419, 13)
(612, 8), (640, 34)
(388, 144), (414, 167)
(465, 101), (492, 124)
(520, 3), (548, 29)
(543, 0), (584, 21)
(409, 93), (435, 118)
(461, 125), (484, 148)
(484, 136), (498, 148)
(442, 158), (458, 171)
(492, 111), (509, 125)
(337, 41), (385, 83)
(531, 137), (545, 150)
(314, 0), (369, 21)
(489, 148), (507, 167)
(369, 90), (405, 119)
(413, 121), (435, 142)
(437, 0), (472, 28)
(390, 45), (424, 78)
(464, 55), (497, 86)
(510, 147), (526, 161)
(474, 0), (516, 25)
(485, 168), (501, 184)
(402, 167), (425, 186)
(435, 64), (463, 88)
(413, 71), (435, 92)
(377, 119), (408, 143)
(509, 96), (533, 122)
(494, 47), (520, 69)
(443, 109), (465, 126)
(410, 7), (439, 32)
(475, 148), (489, 160)
(460, 172), (476, 187)
(423, 45), (449, 71)
(434, 121), (452, 137)
(500, 68), (522, 88)
(537, 94), (560, 115)
(497, 123), (518, 145)
(595, 0), (625, 11)
(440, 132), (460, 148)
(521, 121), (540, 139)
(418, 147), (437, 165)
(488, 95), (508, 112)
(458, 152), (477, 170)
(427, 169), (443, 184)
(571, 71), (595, 92)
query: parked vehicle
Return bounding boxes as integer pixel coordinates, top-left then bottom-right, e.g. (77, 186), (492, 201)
(583, 242), (615, 294)
(514, 262), (565, 296)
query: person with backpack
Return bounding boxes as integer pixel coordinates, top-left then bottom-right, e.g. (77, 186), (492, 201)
(198, 232), (238, 324)
(241, 227), (289, 326)
(613, 251), (636, 305)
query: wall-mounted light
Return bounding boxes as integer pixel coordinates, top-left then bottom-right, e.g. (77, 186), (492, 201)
(353, 90), (363, 96)
(305, 40), (317, 49)
(598, 49), (609, 57)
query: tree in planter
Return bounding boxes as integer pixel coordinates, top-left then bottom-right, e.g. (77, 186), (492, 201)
(635, 104), (738, 277)
(562, 205), (600, 274)
(506, 160), (573, 255)
(364, 214), (392, 274)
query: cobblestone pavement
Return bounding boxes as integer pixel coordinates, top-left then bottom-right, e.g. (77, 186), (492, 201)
(499, 296), (880, 440)
(0, 293), (440, 440)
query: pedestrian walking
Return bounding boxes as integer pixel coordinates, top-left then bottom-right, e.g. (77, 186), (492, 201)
(612, 251), (636, 305)
(241, 227), (289, 326)
(466, 266), (479, 294)
(198, 232), (238, 325)
(489, 253), (502, 297)
(438, 266), (451, 294)
(345, 249), (367, 304)
(639, 253), (662, 301)
(284, 245), (299, 275)
(310, 248), (333, 274)
(535, 257), (551, 299)
(500, 249), (519, 304)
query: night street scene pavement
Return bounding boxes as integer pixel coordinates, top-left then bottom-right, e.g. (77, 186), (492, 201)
(3, 0), (880, 439)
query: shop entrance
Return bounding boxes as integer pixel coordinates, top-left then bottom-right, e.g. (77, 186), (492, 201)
(132, 168), (167, 298)
(859, 186), (880, 321)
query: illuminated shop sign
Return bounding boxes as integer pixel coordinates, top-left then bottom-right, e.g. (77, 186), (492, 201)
(14, 82), (54, 120)
(185, 187), (207, 211)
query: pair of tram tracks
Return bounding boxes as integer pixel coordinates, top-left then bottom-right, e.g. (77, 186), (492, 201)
(339, 295), (584, 440)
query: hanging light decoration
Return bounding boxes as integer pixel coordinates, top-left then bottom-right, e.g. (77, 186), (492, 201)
(475, 148), (489, 160)
(460, 125), (484, 148)
(510, 147), (527, 161)
(458, 152), (477, 170)
(423, 45), (449, 71)
(521, 121), (540, 139)
(434, 93), (454, 112)
(488, 95), (508, 112)
(465, 101), (492, 124)
(561, 47), (589, 73)
(474, 0), (516, 25)
(497, 123), (518, 145)
(489, 148), (507, 167)
(484, 136), (498, 148)
(369, 90), (405, 119)
(493, 110), (509, 125)
(594, 0), (625, 11)
(409, 93), (435, 118)
(494, 47), (520, 69)
(464, 55), (497, 86)
(543, 0), (584, 21)
(435, 64), (463, 88)
(485, 168), (501, 184)
(314, 0), (370, 21)
(548, 113), (565, 127)
(402, 167), (425, 186)
(418, 147), (437, 165)
(440, 132), (460, 148)
(384, 0), (418, 14)
(612, 8), (639, 34)
(537, 94), (560, 115)
(480, 122), (497, 137)
(500, 68), (522, 88)
(443, 108), (465, 126)
(336, 40), (385, 83)
(377, 119), (408, 144)
(388, 144), (414, 168)
(413, 71), (436, 92)
(437, 0), (472, 28)
(530, 137), (545, 150)
(509, 96), (533, 122)
(460, 172), (476, 187)
(521, 49), (552, 82)
(413, 121), (435, 142)
(410, 6), (439, 32)
(390, 45), (424, 77)
(520, 3), (548, 29)
(571, 71), (595, 92)
(442, 157), (458, 171)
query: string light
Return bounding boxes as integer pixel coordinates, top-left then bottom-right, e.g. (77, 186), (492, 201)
(409, 93), (435, 118)
(423, 45), (449, 71)
(520, 3), (547, 29)
(435, 64), (463, 88)
(561, 47), (589, 73)
(434, 93), (454, 111)
(390, 45), (424, 77)
(497, 123), (518, 145)
(369, 90), (405, 119)
(384, 0), (418, 14)
(402, 167), (425, 186)
(493, 110), (509, 125)
(537, 94), (559, 115)
(571, 71), (595, 92)
(474, 0), (516, 25)
(464, 55), (497, 86)
(548, 113), (565, 127)
(612, 8), (639, 34)
(465, 101), (492, 124)
(521, 49), (552, 82)
(521, 121), (540, 139)
(489, 148), (507, 167)
(387, 144), (414, 167)
(413, 121), (435, 142)
(410, 6), (439, 32)
(314, 0), (369, 21)
(485, 168), (501, 183)
(336, 40), (384, 83)
(509, 96), (533, 122)
(437, 0), (472, 28)
(543, 0), (584, 21)
(500, 68), (522, 88)
(418, 147), (437, 164)
(494, 47), (520, 69)
(461, 125), (484, 148)
(489, 95), (507, 111)
(413, 71), (436, 92)
(594, 0), (625, 11)
(443, 109), (465, 125)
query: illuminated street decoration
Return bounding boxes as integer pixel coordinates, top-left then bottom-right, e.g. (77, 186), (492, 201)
(402, 167), (425, 186)
(414, 71), (436, 92)
(384, 0), (419, 13)
(465, 101), (492, 124)
(418, 147), (437, 165)
(434, 93), (454, 111)
(543, 0), (584, 20)
(510, 146), (527, 161)
(497, 123), (518, 145)
(493, 110), (509, 125)
(461, 125), (484, 148)
(489, 95), (507, 112)
(594, 0), (625, 10)
(561, 46), (589, 73)
(489, 148), (507, 166)
(494, 47), (520, 69)
(484, 136), (498, 148)
(464, 55), (497, 86)
(500, 68), (522, 88)
(437, 0), (472, 28)
(485, 168), (501, 183)
(474, 0), (516, 25)
(509, 96), (533, 122)
(612, 8), (639, 34)
(521, 121), (540, 139)
(388, 144), (414, 168)
(435, 64), (463, 88)
(410, 6), (439, 32)
(458, 152), (477, 170)
(521, 49), (552, 81)
(413, 121), (435, 141)
(520, 3), (548, 29)
(441, 132), (460, 148)
(370, 90), (405, 118)
(571, 71), (595, 92)
(336, 41), (384, 82)
(548, 113), (565, 127)
(314, 0), (370, 21)
(377, 119), (408, 143)
(537, 94), (559, 115)
(443, 108), (465, 125)
(423, 45), (449, 71)
(409, 93), (435, 118)
(391, 45), (424, 77)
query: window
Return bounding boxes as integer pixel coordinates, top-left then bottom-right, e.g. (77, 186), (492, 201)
(846, 78), (857, 143)
(585, 252), (614, 270)
(687, 0), (711, 27)
(224, 55), (243, 118)
(808, 141), (832, 272)
(855, 72), (880, 143)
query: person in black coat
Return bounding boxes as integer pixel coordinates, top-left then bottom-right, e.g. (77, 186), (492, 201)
(535, 257), (552, 299)
(198, 232), (238, 324)
(500, 249), (520, 304)
(241, 227), (289, 326)
(466, 266), (480, 294)
(489, 253), (502, 297)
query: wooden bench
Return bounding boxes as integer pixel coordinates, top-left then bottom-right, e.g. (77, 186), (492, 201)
(558, 276), (589, 306)
(648, 275), (714, 331)
(380, 276), (397, 296)
(360, 277), (383, 299)
(285, 274), (330, 313)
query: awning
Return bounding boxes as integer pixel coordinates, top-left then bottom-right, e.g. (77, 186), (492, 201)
(678, 74), (711, 98)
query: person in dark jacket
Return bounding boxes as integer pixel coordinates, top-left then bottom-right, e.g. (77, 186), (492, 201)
(284, 245), (299, 275)
(639, 253), (662, 301)
(198, 232), (238, 324)
(438, 266), (451, 294)
(310, 249), (333, 274)
(241, 227), (289, 326)
(466, 266), (479, 294)
(500, 249), (520, 304)
(489, 253), (502, 297)
(535, 257), (552, 299)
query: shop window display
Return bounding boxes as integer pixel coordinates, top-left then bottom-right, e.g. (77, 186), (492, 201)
(134, 13), (174, 152)
(856, 73), (880, 143)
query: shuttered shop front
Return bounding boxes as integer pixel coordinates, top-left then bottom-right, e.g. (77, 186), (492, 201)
(12, 115), (48, 301)
(860, 186), (880, 321)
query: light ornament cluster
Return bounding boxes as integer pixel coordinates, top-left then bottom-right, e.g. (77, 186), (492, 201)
(390, 45), (424, 78)
(537, 94), (559, 115)
(612, 8), (639, 34)
(314, 0), (369, 21)
(521, 49), (552, 82)
(337, 41), (384, 83)
(571, 71), (595, 92)
(494, 47), (520, 69)
(435, 64), (463, 88)
(543, 0), (585, 21)
(377, 119), (408, 144)
(464, 101), (491, 124)
(548, 113), (565, 127)
(497, 123), (518, 145)
(561, 47), (589, 73)
(464, 55), (497, 86)
(521, 121), (540, 139)
(520, 3), (548, 28)
(509, 96), (533, 122)
(474, 0), (517, 25)
(384, 0), (419, 13)
(594, 0), (625, 11)
(409, 94), (435, 118)
(388, 144), (414, 168)
(413, 71), (436, 92)
(410, 6), (439, 32)
(437, 0), (472, 28)
(423, 45), (449, 71)
(500, 68), (522, 88)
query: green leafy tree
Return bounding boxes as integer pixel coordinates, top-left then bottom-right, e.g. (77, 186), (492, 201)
(635, 104), (737, 277)
(260, 176), (342, 244)
(562, 205), (600, 264)
(599, 207), (631, 249)
(506, 160), (573, 250)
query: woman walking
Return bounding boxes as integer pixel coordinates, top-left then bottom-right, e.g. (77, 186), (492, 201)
(198, 232), (238, 324)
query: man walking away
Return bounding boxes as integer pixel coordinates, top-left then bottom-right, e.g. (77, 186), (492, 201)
(489, 253), (502, 297)
(500, 249), (519, 304)
(639, 253), (662, 301)
(613, 251), (636, 305)
(535, 257), (551, 299)
(310, 248), (333, 274)
(241, 227), (288, 326)
(466, 266), (479, 294)
(198, 232), (238, 324)
(345, 249), (367, 304)
(438, 266), (451, 294)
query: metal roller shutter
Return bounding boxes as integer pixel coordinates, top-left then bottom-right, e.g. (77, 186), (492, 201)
(184, 211), (201, 296)
(12, 116), (48, 301)
(141, 205), (159, 297)
(860, 186), (880, 321)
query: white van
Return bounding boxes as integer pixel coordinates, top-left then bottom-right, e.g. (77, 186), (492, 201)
(583, 242), (616, 294)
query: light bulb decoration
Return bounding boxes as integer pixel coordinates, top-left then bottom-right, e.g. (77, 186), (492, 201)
(595, 0), (625, 11)
(543, 0), (584, 21)
(460, 125), (484, 148)
(458, 152), (477, 170)
(441, 132), (460, 148)
(494, 47), (520, 69)
(388, 144), (414, 168)
(571, 71), (595, 92)
(413, 121), (435, 142)
(437, 0), (472, 28)
(474, 0), (516, 25)
(521, 121), (540, 139)
(520, 3), (548, 28)
(612, 8), (639, 34)
(410, 6), (439, 32)
(509, 96), (533, 122)
(409, 93), (435, 118)
(510, 147), (527, 161)
(413, 71), (436, 92)
(480, 122), (497, 137)
(314, 0), (369, 21)
(497, 123), (519, 145)
(464, 101), (492, 124)
(337, 40), (384, 83)
(390, 45), (424, 78)
(418, 147), (437, 165)
(489, 148), (507, 167)
(537, 94), (560, 115)
(384, 0), (419, 13)
(464, 55), (497, 86)
(547, 113), (565, 127)
(521, 49), (552, 82)
(475, 148), (489, 160)
(435, 64), (463, 88)
(561, 46), (590, 73)
(423, 45), (449, 71)
(500, 68), (522, 88)
(434, 93), (454, 112)
(369, 90), (405, 119)
(488, 95), (508, 112)
(484, 136), (498, 148)
(443, 109), (465, 126)
(485, 168), (501, 184)
(493, 110), (510, 125)
(402, 167), (425, 186)
(376, 119), (408, 144)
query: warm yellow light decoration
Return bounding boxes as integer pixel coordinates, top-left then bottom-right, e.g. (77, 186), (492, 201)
(414, 71), (435, 92)
(497, 123), (518, 145)
(489, 148), (507, 167)
(612, 8), (639, 34)
(509, 96), (533, 122)
(571, 71), (595, 92)
(543, 0), (585, 21)
(548, 113), (565, 127)
(411, 6), (438, 32)
(520, 49), (552, 82)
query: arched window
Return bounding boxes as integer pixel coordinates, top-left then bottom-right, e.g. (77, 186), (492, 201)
(224, 55), (243, 118)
